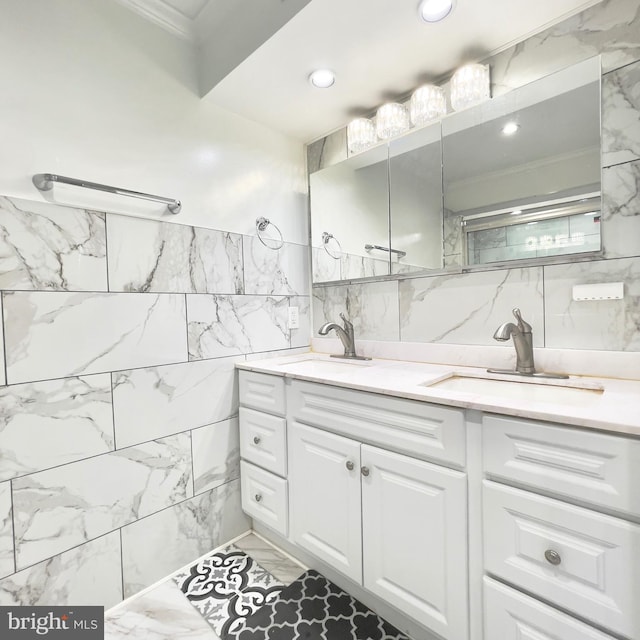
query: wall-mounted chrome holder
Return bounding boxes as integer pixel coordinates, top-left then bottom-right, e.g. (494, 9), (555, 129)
(32, 173), (181, 214)
(256, 217), (284, 250)
(322, 232), (342, 259)
(364, 243), (407, 258)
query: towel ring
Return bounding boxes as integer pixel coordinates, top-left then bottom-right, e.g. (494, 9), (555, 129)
(322, 232), (342, 259)
(256, 217), (284, 250)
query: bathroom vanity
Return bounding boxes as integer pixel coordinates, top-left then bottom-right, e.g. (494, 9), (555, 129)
(236, 354), (640, 640)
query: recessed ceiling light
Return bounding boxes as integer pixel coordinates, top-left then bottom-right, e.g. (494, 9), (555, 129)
(309, 69), (335, 88)
(502, 122), (520, 135)
(419, 0), (453, 23)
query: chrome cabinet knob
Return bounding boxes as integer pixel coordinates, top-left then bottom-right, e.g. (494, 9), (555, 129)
(361, 466), (370, 477)
(254, 494), (262, 502)
(544, 549), (561, 566)
(346, 460), (355, 471)
(253, 436), (261, 445)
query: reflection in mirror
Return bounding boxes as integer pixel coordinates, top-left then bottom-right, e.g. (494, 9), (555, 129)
(442, 57), (601, 267)
(310, 145), (390, 283)
(389, 123), (443, 274)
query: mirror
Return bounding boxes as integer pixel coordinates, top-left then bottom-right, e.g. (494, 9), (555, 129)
(309, 56), (601, 284)
(443, 56), (601, 267)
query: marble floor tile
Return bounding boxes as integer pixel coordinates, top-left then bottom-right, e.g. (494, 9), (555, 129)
(0, 373), (114, 481)
(233, 533), (305, 584)
(0, 482), (14, 579)
(105, 580), (218, 640)
(192, 419), (240, 496)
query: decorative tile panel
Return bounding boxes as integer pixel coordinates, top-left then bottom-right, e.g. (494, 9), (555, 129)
(107, 215), (243, 294)
(0, 532), (122, 608)
(12, 433), (193, 569)
(112, 357), (240, 449)
(0, 373), (114, 481)
(3, 291), (187, 384)
(0, 196), (107, 292)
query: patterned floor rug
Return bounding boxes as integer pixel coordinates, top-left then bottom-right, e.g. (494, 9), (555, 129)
(226, 569), (410, 640)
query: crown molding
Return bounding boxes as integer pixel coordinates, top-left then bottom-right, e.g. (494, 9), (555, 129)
(114, 0), (196, 41)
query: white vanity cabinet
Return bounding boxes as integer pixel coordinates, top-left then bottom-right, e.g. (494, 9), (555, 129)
(287, 381), (469, 640)
(482, 414), (640, 640)
(238, 371), (289, 536)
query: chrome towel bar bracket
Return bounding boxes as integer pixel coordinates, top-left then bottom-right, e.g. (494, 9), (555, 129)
(32, 173), (182, 214)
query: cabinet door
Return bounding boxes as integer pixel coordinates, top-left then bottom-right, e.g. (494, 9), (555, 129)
(361, 445), (468, 640)
(288, 421), (362, 582)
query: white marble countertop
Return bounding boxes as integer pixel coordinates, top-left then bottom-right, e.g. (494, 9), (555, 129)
(237, 352), (640, 436)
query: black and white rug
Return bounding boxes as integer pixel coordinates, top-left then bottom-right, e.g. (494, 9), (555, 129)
(226, 569), (410, 640)
(174, 545), (285, 637)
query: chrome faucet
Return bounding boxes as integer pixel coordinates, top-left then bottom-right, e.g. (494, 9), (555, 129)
(318, 313), (370, 360)
(490, 308), (535, 374)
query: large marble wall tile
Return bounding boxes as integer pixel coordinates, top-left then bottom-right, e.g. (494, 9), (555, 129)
(488, 0), (640, 98)
(602, 60), (640, 167)
(121, 479), (250, 597)
(243, 237), (309, 296)
(313, 280), (400, 341)
(0, 482), (13, 579)
(341, 253), (389, 280)
(544, 257), (640, 350)
(0, 297), (4, 386)
(0, 532), (122, 608)
(3, 291), (187, 384)
(399, 267), (544, 346)
(312, 246), (341, 282)
(289, 296), (311, 349)
(192, 418), (240, 495)
(12, 433), (193, 569)
(0, 374), (114, 481)
(602, 159), (640, 258)
(112, 357), (240, 449)
(187, 294), (289, 359)
(107, 215), (243, 294)
(0, 196), (107, 292)
(307, 128), (347, 172)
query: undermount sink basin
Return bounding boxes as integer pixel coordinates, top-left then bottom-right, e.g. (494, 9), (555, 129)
(424, 374), (604, 405)
(275, 357), (373, 375)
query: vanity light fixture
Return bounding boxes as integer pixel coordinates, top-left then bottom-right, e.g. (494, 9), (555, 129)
(419, 0), (454, 22)
(410, 84), (447, 125)
(502, 121), (520, 135)
(450, 63), (490, 111)
(347, 117), (377, 154)
(309, 69), (336, 88)
(376, 103), (410, 139)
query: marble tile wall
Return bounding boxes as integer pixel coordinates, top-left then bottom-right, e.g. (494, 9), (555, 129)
(0, 197), (309, 608)
(312, 0), (640, 355)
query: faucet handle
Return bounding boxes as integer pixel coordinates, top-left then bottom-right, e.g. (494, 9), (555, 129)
(512, 308), (532, 333)
(339, 312), (353, 330)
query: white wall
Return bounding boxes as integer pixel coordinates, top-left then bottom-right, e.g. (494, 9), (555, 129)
(0, 0), (308, 243)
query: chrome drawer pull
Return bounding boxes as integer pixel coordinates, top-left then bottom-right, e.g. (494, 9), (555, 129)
(346, 460), (355, 471)
(544, 549), (561, 566)
(361, 466), (370, 477)
(254, 494), (262, 502)
(253, 436), (261, 445)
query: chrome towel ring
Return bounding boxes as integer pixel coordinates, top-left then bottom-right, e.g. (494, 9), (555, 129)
(256, 217), (284, 250)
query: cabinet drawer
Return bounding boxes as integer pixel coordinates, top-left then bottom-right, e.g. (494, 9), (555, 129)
(239, 371), (286, 415)
(240, 460), (288, 537)
(289, 380), (466, 468)
(483, 414), (640, 518)
(483, 481), (640, 638)
(239, 407), (287, 476)
(484, 577), (615, 640)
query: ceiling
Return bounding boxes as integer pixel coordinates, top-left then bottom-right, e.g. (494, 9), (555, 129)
(115, 0), (603, 142)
